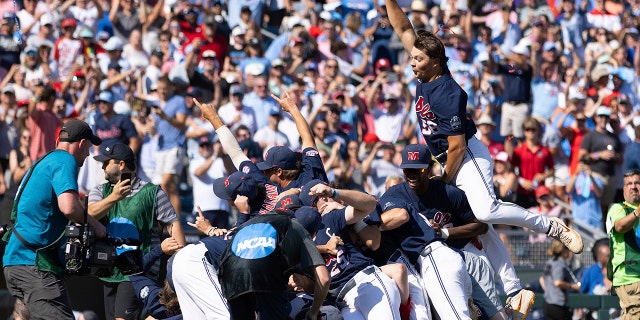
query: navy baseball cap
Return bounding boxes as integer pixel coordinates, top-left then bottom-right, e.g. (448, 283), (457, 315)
(276, 194), (303, 211)
(293, 206), (324, 234)
(256, 146), (298, 171)
(400, 144), (432, 169)
(94, 143), (136, 165)
(212, 171), (258, 200)
(298, 179), (328, 206)
(59, 119), (102, 145)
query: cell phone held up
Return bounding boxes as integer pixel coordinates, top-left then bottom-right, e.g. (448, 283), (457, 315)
(120, 172), (132, 185)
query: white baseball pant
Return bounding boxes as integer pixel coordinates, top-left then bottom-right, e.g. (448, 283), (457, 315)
(172, 243), (230, 320)
(418, 241), (472, 320)
(338, 265), (401, 320)
(451, 136), (551, 294)
(463, 243), (505, 319)
(387, 250), (432, 320)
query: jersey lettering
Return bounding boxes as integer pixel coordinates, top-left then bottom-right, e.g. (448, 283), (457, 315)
(432, 211), (452, 227)
(415, 97), (438, 136)
(258, 184), (278, 214)
(326, 247), (350, 278)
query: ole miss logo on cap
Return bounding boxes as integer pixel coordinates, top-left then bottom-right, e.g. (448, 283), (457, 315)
(224, 176), (230, 187)
(407, 152), (419, 161)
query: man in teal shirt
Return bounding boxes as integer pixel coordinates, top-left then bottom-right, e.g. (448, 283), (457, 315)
(3, 119), (106, 320)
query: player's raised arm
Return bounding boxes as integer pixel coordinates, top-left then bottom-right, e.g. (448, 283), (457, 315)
(385, 0), (417, 53)
(272, 91), (316, 151)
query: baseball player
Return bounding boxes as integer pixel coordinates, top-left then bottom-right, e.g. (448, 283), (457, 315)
(301, 182), (403, 319)
(256, 92), (329, 192)
(169, 234), (231, 320)
(384, 0), (582, 315)
(384, 144), (509, 319)
(194, 99), (279, 225)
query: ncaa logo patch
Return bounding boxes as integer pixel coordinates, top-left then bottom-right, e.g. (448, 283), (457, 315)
(231, 223), (277, 259)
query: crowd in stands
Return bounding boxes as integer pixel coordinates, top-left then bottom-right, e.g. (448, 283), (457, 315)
(0, 0), (640, 317)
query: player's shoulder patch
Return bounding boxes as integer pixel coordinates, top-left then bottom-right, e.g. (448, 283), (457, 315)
(382, 201), (396, 211)
(242, 165), (251, 174)
(305, 149), (319, 157)
(140, 286), (150, 299)
(450, 115), (462, 130)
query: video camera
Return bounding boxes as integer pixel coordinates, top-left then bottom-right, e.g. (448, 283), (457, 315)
(64, 224), (144, 277)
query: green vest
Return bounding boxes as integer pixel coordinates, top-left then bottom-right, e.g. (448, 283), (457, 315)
(100, 181), (159, 282)
(608, 202), (640, 286)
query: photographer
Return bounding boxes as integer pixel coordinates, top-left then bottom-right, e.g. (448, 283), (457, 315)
(88, 143), (185, 320)
(3, 119), (106, 320)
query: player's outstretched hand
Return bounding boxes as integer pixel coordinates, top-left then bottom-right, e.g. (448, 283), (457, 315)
(187, 205), (213, 235)
(193, 98), (218, 122)
(271, 91), (297, 114)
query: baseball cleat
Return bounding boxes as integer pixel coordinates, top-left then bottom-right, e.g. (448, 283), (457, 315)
(506, 289), (535, 320)
(547, 217), (584, 254)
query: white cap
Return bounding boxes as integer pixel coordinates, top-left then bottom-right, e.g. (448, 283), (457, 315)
(595, 106), (612, 117)
(511, 43), (530, 56)
(323, 1), (341, 11)
(231, 26), (246, 37)
(476, 114), (496, 126)
(103, 37), (124, 51)
(114, 101), (132, 115)
(494, 151), (509, 162)
(245, 63), (266, 76)
(319, 11), (332, 21)
(39, 14), (54, 26)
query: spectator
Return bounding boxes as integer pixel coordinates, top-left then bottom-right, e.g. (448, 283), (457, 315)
(54, 18), (83, 82)
(151, 76), (188, 214)
(188, 137), (229, 229)
(528, 185), (564, 244)
(242, 76), (278, 130)
(98, 37), (131, 75)
(253, 106), (289, 151)
(493, 151), (518, 203)
(606, 169), (640, 318)
(511, 117), (555, 209)
(362, 142), (402, 197)
(540, 240), (581, 320)
(185, 48), (223, 104)
(567, 158), (604, 229)
(93, 90), (139, 152)
(580, 238), (612, 295)
(0, 13), (21, 70)
(488, 43), (533, 140)
(218, 83), (257, 134)
(475, 113), (503, 158)
(121, 28), (148, 69)
(108, 0), (145, 40)
(27, 85), (60, 161)
(579, 106), (623, 220)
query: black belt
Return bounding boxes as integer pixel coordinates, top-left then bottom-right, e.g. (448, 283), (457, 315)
(389, 250), (402, 262)
(336, 265), (376, 302)
(504, 100), (528, 105)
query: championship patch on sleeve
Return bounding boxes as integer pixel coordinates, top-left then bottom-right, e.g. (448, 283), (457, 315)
(383, 201), (395, 210)
(305, 150), (319, 157)
(242, 166), (250, 174)
(450, 116), (462, 130)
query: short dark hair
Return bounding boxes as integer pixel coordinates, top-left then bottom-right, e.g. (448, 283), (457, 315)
(414, 30), (448, 69)
(624, 169), (640, 178)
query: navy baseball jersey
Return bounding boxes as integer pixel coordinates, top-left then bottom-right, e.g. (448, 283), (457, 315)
(233, 160), (279, 226)
(94, 113), (138, 148)
(279, 147), (329, 192)
(414, 74), (476, 157)
(380, 180), (476, 250)
(201, 236), (229, 270)
(314, 208), (373, 298)
(376, 197), (441, 266)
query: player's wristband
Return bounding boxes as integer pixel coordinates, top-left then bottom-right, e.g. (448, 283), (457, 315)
(634, 210), (639, 218)
(441, 228), (450, 240)
(206, 226), (217, 236)
(353, 220), (368, 233)
(331, 188), (339, 200)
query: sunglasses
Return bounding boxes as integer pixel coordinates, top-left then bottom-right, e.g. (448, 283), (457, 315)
(524, 127), (538, 132)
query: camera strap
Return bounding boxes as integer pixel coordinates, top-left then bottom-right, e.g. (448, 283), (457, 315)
(6, 150), (66, 251)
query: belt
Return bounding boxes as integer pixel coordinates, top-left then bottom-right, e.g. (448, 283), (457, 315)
(420, 241), (446, 257)
(389, 250), (402, 263)
(336, 265), (376, 302)
(504, 100), (528, 105)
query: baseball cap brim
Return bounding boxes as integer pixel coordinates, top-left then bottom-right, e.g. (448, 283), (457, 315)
(400, 163), (430, 169)
(212, 177), (234, 200)
(256, 161), (274, 171)
(93, 154), (112, 162)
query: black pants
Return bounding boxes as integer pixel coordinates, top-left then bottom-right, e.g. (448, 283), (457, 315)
(228, 292), (290, 320)
(543, 301), (572, 320)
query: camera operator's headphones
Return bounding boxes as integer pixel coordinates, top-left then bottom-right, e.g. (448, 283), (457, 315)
(592, 238), (610, 261)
